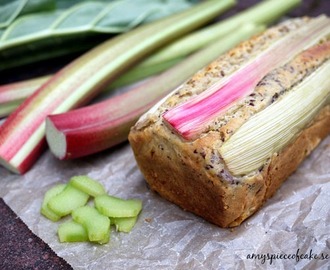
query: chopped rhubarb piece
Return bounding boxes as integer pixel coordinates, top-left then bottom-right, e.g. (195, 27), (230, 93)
(72, 206), (110, 244)
(95, 195), (142, 218)
(58, 221), (88, 243)
(41, 184), (66, 222)
(47, 184), (89, 218)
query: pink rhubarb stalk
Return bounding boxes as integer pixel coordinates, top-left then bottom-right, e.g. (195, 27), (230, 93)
(45, 23), (264, 159)
(46, 83), (158, 159)
(163, 16), (330, 140)
(0, 0), (229, 174)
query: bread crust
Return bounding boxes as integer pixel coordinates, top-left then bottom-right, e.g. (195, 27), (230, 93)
(129, 106), (330, 227)
(128, 17), (330, 227)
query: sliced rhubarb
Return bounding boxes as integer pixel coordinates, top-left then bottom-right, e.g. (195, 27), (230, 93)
(112, 216), (138, 233)
(0, 0), (229, 174)
(58, 221), (89, 243)
(72, 206), (110, 244)
(40, 183), (66, 222)
(95, 195), (142, 218)
(47, 184), (89, 218)
(163, 16), (330, 140)
(69, 175), (106, 197)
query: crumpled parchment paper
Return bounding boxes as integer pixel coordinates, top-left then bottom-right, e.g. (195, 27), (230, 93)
(0, 133), (329, 270)
(1, 1), (329, 267)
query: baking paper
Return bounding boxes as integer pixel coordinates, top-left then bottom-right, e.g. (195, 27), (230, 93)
(0, 134), (329, 270)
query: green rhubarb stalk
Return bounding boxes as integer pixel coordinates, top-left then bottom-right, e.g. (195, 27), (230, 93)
(45, 23), (264, 159)
(0, 0), (234, 118)
(0, 59), (181, 118)
(0, 0), (230, 174)
(110, 58), (183, 89)
(126, 0), (301, 83)
(220, 59), (330, 176)
(0, 0), (299, 115)
(0, 0), (300, 113)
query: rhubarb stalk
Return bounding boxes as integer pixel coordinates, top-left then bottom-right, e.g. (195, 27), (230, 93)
(0, 76), (50, 118)
(130, 0), (301, 79)
(0, 0), (301, 114)
(163, 16), (330, 140)
(0, 0), (230, 174)
(46, 23), (264, 159)
(220, 59), (330, 175)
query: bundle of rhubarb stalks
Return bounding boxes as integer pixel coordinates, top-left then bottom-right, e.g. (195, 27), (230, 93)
(0, 0), (311, 174)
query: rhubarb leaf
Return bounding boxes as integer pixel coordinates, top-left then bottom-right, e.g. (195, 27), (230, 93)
(0, 0), (55, 28)
(0, 0), (195, 70)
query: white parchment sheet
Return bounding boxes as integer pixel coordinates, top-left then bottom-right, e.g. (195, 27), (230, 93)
(0, 134), (329, 270)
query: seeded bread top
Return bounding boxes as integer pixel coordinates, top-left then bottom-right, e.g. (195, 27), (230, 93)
(132, 16), (329, 180)
(134, 17), (310, 131)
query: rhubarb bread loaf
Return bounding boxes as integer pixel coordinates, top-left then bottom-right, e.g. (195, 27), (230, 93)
(128, 16), (330, 227)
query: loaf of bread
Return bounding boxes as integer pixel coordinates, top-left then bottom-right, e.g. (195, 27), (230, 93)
(128, 17), (330, 227)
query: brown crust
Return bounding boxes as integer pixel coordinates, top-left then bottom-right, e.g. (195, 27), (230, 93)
(129, 106), (330, 227)
(128, 17), (330, 228)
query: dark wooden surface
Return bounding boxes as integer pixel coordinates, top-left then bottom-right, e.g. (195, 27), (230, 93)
(0, 198), (73, 270)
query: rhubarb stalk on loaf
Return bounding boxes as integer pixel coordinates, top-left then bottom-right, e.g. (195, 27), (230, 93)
(128, 16), (330, 227)
(163, 15), (330, 140)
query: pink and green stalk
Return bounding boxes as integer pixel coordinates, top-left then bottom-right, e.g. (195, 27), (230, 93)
(46, 23), (264, 159)
(163, 16), (330, 140)
(0, 76), (50, 118)
(0, 58), (181, 118)
(0, 0), (232, 174)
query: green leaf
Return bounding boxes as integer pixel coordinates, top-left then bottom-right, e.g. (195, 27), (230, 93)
(0, 0), (195, 69)
(0, 0), (56, 28)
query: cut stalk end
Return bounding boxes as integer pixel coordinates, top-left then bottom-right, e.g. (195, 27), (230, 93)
(0, 157), (21, 174)
(45, 118), (67, 160)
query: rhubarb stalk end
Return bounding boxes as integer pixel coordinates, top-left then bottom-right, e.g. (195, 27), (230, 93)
(45, 118), (67, 160)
